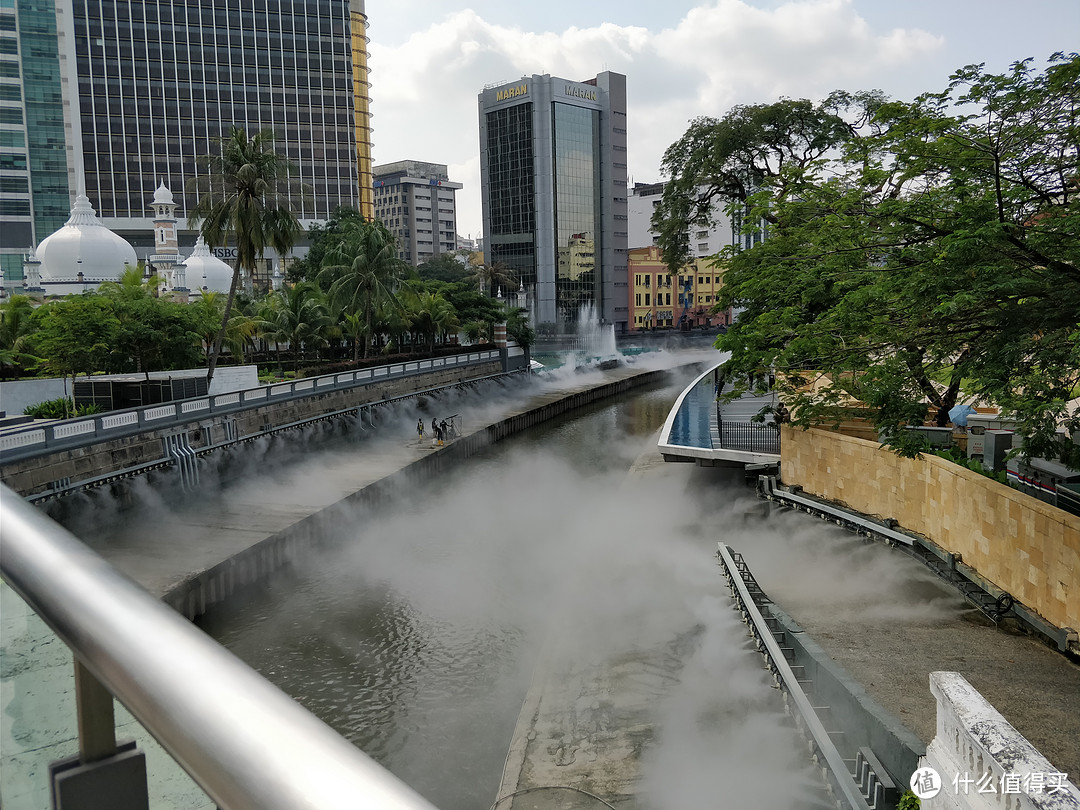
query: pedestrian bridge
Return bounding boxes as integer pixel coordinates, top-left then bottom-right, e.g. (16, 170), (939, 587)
(657, 360), (782, 466)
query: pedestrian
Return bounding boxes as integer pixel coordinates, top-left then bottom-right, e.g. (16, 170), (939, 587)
(417, 418), (424, 442)
(776, 401), (790, 424)
(435, 421), (444, 446)
(440, 419), (449, 442)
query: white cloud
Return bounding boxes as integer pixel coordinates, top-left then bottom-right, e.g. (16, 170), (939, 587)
(368, 1), (947, 238)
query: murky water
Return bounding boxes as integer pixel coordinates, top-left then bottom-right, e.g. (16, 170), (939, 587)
(198, 373), (833, 810)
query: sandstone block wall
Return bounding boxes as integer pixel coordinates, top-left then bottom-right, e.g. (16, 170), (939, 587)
(780, 427), (1080, 635)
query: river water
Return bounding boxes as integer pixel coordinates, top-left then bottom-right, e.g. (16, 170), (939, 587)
(198, 370), (831, 810)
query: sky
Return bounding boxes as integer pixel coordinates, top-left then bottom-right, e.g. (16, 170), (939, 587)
(364, 0), (1080, 240)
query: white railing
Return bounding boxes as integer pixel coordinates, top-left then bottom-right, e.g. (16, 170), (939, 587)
(920, 672), (1080, 810)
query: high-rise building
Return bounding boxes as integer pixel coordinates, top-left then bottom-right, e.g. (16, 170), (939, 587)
(373, 160), (462, 266)
(478, 72), (628, 331)
(0, 0), (374, 285)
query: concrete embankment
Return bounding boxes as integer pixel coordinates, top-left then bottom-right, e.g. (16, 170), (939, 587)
(107, 363), (683, 616)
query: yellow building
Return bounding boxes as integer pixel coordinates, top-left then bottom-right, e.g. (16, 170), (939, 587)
(627, 246), (731, 331)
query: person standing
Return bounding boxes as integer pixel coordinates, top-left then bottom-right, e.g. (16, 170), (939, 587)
(417, 418), (425, 443)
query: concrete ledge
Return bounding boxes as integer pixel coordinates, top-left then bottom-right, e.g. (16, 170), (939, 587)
(922, 672), (1080, 810)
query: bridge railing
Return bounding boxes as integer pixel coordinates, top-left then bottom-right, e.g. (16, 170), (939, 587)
(0, 485), (441, 810)
(0, 351), (501, 462)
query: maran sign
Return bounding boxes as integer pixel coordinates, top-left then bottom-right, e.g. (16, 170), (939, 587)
(564, 85), (597, 101)
(495, 83), (527, 102)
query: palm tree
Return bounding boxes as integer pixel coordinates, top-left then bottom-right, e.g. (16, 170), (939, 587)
(410, 291), (459, 354)
(259, 283), (331, 372)
(317, 218), (406, 359)
(188, 127), (302, 386)
(98, 264), (162, 300)
(0, 294), (42, 377)
(466, 258), (517, 297)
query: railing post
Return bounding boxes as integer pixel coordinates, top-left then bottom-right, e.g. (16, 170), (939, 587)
(49, 658), (149, 809)
(74, 658), (117, 761)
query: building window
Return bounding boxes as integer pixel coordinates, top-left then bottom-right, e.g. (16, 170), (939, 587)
(644, 293), (650, 306)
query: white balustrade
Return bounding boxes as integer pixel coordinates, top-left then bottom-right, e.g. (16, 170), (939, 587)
(214, 393), (241, 406)
(52, 420), (97, 439)
(181, 399), (211, 414)
(920, 672), (1079, 810)
(1, 429), (46, 450)
(101, 412), (139, 429)
(143, 405), (176, 421)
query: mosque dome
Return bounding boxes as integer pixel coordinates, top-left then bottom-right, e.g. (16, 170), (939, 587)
(184, 236), (235, 294)
(36, 194), (137, 282)
(151, 181), (175, 206)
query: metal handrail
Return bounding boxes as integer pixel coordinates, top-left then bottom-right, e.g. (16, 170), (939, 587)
(717, 542), (871, 810)
(0, 487), (440, 810)
(0, 350), (502, 462)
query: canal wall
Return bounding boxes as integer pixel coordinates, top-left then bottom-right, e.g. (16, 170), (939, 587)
(165, 368), (674, 620)
(779, 426), (1080, 648)
(766, 602), (925, 789)
(0, 360), (503, 498)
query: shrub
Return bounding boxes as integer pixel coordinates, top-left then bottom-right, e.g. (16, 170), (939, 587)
(23, 398), (104, 419)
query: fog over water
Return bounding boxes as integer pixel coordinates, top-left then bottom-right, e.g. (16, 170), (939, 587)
(62, 355), (968, 810)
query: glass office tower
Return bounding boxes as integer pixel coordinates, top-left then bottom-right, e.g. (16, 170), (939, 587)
(0, 0), (374, 283)
(478, 72), (628, 332)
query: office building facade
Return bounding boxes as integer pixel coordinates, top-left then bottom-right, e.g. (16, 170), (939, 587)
(373, 160), (461, 265)
(0, 0), (374, 285)
(478, 72), (628, 331)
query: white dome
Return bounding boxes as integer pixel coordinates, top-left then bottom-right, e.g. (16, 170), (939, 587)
(36, 194), (137, 282)
(152, 180), (175, 206)
(184, 236), (235, 293)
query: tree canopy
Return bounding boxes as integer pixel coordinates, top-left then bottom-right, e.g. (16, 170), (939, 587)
(655, 53), (1080, 465)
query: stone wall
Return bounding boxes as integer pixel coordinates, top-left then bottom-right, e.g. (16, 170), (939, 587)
(1, 362), (503, 497)
(780, 427), (1080, 637)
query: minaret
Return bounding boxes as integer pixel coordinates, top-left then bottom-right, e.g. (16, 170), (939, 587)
(149, 181), (188, 302)
(22, 249), (43, 295)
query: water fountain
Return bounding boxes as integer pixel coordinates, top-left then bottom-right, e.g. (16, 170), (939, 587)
(571, 302), (619, 367)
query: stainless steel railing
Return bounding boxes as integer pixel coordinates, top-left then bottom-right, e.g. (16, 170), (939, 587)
(0, 487), (440, 810)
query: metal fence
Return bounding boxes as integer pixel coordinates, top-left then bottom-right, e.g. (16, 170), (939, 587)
(0, 351), (501, 463)
(717, 419), (781, 454)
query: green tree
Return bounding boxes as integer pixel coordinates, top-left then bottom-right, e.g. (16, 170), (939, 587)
(32, 296), (120, 412)
(506, 306), (535, 350)
(466, 258), (518, 297)
(110, 295), (203, 377)
(318, 218), (407, 358)
(289, 206), (366, 284)
(259, 282), (331, 372)
(0, 295), (42, 377)
(656, 53), (1080, 465)
(409, 290), (459, 353)
(188, 127), (303, 387)
(417, 252), (470, 283)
